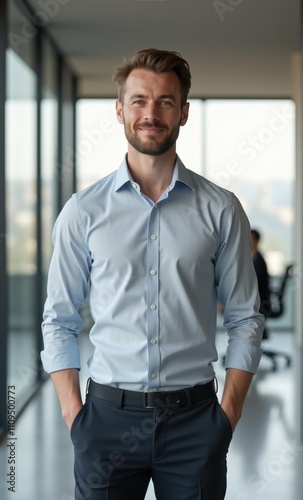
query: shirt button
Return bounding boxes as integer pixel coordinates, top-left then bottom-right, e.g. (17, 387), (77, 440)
(150, 338), (157, 345)
(151, 234), (157, 240)
(150, 269), (157, 276)
(154, 204), (158, 209)
(150, 304), (157, 310)
(151, 373), (157, 379)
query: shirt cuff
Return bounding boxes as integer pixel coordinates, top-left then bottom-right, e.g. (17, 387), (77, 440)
(225, 343), (262, 374)
(40, 345), (81, 374)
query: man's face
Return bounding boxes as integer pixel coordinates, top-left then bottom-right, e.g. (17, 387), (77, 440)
(116, 69), (189, 156)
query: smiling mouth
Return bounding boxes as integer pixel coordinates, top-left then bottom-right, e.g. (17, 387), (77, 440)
(138, 126), (165, 134)
(141, 129), (163, 134)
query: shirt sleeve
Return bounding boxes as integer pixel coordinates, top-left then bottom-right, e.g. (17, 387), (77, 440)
(41, 195), (92, 374)
(215, 194), (264, 373)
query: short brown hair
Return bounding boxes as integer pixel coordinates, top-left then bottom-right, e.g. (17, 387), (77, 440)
(113, 48), (191, 105)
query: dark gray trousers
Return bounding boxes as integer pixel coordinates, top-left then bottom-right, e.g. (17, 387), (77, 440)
(70, 392), (233, 500)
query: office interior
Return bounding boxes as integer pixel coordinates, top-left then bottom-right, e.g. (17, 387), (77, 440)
(0, 0), (303, 499)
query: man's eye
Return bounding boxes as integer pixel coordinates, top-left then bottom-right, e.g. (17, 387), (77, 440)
(159, 101), (173, 107)
(133, 100), (144, 105)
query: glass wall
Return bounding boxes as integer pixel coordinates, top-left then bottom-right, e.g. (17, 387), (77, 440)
(2, 0), (77, 419)
(60, 64), (76, 206)
(41, 37), (58, 291)
(205, 100), (295, 330)
(205, 100), (295, 275)
(0, 0), (7, 435)
(76, 98), (126, 191)
(6, 1), (38, 401)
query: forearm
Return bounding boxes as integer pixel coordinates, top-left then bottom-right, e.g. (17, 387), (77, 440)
(50, 368), (83, 430)
(221, 368), (253, 432)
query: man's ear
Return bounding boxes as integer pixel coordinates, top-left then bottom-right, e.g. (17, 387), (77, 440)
(180, 101), (190, 127)
(116, 99), (124, 124)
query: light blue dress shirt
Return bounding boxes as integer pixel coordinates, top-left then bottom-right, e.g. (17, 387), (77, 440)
(41, 156), (264, 391)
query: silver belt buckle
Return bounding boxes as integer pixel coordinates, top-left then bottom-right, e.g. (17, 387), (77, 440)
(143, 391), (165, 409)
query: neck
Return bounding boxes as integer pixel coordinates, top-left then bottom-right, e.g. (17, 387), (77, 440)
(127, 146), (177, 202)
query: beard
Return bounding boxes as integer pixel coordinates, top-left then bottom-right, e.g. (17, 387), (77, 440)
(123, 120), (181, 156)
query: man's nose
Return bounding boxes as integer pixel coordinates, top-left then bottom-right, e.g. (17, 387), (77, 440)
(144, 102), (160, 122)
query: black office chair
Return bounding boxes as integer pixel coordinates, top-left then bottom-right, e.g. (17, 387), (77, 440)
(260, 264), (294, 371)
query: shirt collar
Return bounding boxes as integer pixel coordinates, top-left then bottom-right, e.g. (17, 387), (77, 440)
(114, 156), (132, 191)
(171, 156), (195, 192)
(114, 154), (195, 193)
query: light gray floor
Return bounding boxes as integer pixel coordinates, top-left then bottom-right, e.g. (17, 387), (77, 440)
(0, 331), (302, 500)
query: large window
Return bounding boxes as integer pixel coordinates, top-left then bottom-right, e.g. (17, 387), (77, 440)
(4, 1), (76, 411)
(6, 2), (38, 400)
(41, 37), (58, 288)
(205, 100), (295, 331)
(205, 100), (295, 275)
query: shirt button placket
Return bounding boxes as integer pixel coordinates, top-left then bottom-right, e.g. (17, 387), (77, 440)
(147, 204), (160, 389)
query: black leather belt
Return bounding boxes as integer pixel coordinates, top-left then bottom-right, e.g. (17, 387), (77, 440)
(87, 379), (216, 409)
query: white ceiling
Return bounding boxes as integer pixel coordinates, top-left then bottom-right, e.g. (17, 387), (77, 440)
(27, 0), (300, 98)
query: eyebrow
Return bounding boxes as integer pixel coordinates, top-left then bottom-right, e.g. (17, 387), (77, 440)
(129, 93), (177, 102)
(129, 94), (146, 100)
(158, 94), (177, 102)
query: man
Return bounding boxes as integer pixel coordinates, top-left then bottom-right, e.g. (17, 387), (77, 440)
(41, 48), (264, 500)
